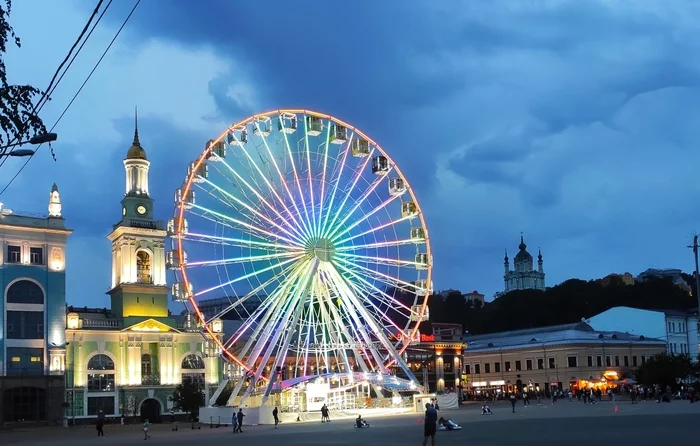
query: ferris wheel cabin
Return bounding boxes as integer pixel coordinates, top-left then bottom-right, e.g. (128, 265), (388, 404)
(351, 138), (370, 157)
(278, 112), (298, 133)
(306, 116), (323, 136)
(372, 155), (389, 175)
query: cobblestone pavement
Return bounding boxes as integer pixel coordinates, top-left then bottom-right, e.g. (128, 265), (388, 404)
(2, 400), (698, 446)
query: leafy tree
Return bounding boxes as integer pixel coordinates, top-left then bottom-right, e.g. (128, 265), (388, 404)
(169, 380), (205, 421)
(0, 0), (47, 149)
(635, 353), (693, 391)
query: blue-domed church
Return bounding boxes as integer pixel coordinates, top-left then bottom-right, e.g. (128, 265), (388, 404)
(503, 233), (545, 293)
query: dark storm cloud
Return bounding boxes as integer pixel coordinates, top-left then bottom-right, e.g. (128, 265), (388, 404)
(84, 0), (700, 298)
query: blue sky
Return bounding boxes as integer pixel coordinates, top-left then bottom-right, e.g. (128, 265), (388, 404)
(3, 0), (700, 307)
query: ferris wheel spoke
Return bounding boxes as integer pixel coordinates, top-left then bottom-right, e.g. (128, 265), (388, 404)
(333, 261), (413, 315)
(333, 255), (423, 294)
(256, 118), (314, 239)
(199, 177), (306, 245)
(279, 117), (314, 236)
(320, 148), (375, 239)
(315, 123), (333, 239)
(216, 154), (307, 242)
(335, 252), (424, 268)
(334, 214), (413, 246)
(335, 237), (419, 252)
(320, 132), (353, 236)
(188, 250), (305, 268)
(326, 265), (416, 379)
(329, 192), (402, 243)
(302, 113), (319, 236)
(325, 165), (393, 241)
(194, 255), (304, 298)
(180, 232), (300, 253)
(191, 203), (304, 248)
(205, 261), (299, 324)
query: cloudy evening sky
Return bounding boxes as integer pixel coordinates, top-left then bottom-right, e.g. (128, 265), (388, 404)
(3, 0), (700, 308)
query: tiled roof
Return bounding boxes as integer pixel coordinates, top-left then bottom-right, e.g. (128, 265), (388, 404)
(464, 322), (665, 353)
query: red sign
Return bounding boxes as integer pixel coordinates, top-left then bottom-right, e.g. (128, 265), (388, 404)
(420, 334), (435, 342)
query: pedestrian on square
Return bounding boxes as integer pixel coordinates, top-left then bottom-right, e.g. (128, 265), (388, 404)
(422, 402), (437, 446)
(273, 407), (279, 428)
(235, 408), (244, 433)
(96, 417), (105, 437)
(231, 410), (238, 433)
(510, 393), (517, 413)
(143, 419), (150, 440)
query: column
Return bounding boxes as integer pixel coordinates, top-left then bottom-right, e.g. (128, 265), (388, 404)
(127, 336), (142, 385)
(159, 337), (174, 385)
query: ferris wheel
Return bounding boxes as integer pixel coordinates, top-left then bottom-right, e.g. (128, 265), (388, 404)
(168, 109), (432, 402)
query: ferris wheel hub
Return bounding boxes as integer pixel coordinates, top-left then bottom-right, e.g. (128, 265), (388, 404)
(307, 237), (335, 263)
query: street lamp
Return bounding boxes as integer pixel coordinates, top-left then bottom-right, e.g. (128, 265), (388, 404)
(0, 132), (58, 151)
(0, 148), (35, 158)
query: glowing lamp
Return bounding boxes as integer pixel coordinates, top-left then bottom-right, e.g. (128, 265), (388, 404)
(211, 318), (223, 333)
(66, 313), (80, 329)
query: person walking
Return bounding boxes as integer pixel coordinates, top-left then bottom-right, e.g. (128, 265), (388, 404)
(96, 417), (105, 437)
(422, 402), (437, 446)
(235, 409), (244, 433)
(231, 410), (238, 433)
(510, 393), (517, 413)
(143, 419), (150, 440)
(272, 407), (279, 428)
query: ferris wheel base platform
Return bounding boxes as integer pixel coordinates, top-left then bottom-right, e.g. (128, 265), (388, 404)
(199, 406), (415, 426)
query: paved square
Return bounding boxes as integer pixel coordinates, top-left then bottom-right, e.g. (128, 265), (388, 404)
(2, 400), (699, 446)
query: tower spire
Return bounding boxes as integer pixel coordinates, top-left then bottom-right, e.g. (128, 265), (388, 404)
(133, 106), (140, 146)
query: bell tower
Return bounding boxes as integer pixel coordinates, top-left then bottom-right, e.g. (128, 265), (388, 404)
(107, 109), (169, 322)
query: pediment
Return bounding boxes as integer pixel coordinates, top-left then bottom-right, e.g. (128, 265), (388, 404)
(122, 318), (179, 333)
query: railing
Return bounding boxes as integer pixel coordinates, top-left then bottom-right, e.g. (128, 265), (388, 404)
(137, 274), (153, 284)
(140, 374), (161, 385)
(82, 319), (121, 329)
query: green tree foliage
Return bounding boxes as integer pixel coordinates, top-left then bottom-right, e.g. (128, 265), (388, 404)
(0, 0), (47, 148)
(635, 353), (693, 391)
(168, 381), (205, 421)
(429, 277), (695, 334)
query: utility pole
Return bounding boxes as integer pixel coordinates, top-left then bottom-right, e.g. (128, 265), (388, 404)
(688, 235), (700, 315)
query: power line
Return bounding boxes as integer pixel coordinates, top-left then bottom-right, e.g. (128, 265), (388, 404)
(0, 0), (141, 197)
(0, 0), (105, 156)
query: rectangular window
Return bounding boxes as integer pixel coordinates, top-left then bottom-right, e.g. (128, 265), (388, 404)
(87, 396), (115, 416)
(6, 311), (44, 339)
(7, 245), (20, 263)
(505, 361), (511, 372)
(596, 356), (602, 367)
(87, 374), (115, 392)
(587, 356), (593, 367)
(537, 358), (544, 370)
(548, 357), (555, 369)
(605, 356), (611, 367)
(567, 356), (577, 368)
(624, 356), (629, 367)
(494, 362), (501, 373)
(614, 356), (620, 367)
(182, 373), (206, 390)
(484, 363), (491, 374)
(474, 364), (481, 374)
(515, 360), (522, 371)
(465, 364), (471, 375)
(29, 247), (43, 265)
(526, 359), (532, 370)
(6, 347), (44, 376)
(632, 356), (638, 367)
(641, 355), (646, 364)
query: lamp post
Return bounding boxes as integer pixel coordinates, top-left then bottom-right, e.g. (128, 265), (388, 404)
(0, 132), (57, 151)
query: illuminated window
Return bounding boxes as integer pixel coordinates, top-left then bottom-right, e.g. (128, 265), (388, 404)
(11, 357), (20, 362)
(181, 354), (205, 369)
(87, 354), (115, 392)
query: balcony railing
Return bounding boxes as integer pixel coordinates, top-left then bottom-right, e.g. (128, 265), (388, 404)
(140, 374), (161, 385)
(82, 319), (120, 329)
(137, 274), (153, 284)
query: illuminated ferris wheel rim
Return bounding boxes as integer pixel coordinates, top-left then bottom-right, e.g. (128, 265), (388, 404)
(173, 108), (433, 373)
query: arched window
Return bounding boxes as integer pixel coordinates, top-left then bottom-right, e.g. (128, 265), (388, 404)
(181, 354), (205, 369)
(88, 354), (114, 370)
(6, 280), (44, 304)
(136, 251), (152, 284)
(87, 354), (115, 392)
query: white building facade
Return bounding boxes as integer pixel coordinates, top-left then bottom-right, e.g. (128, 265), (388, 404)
(587, 306), (699, 361)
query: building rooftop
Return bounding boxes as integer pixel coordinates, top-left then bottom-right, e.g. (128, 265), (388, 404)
(0, 209), (68, 230)
(463, 322), (665, 353)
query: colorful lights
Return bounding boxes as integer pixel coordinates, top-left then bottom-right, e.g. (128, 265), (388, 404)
(170, 110), (432, 407)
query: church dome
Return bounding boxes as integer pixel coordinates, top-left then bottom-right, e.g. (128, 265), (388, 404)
(126, 142), (147, 160)
(514, 234), (532, 262)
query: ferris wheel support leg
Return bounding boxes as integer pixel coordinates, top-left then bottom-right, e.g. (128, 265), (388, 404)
(208, 378), (230, 406)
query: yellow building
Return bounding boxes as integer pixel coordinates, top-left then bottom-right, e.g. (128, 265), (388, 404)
(64, 118), (223, 422)
(462, 322), (666, 398)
